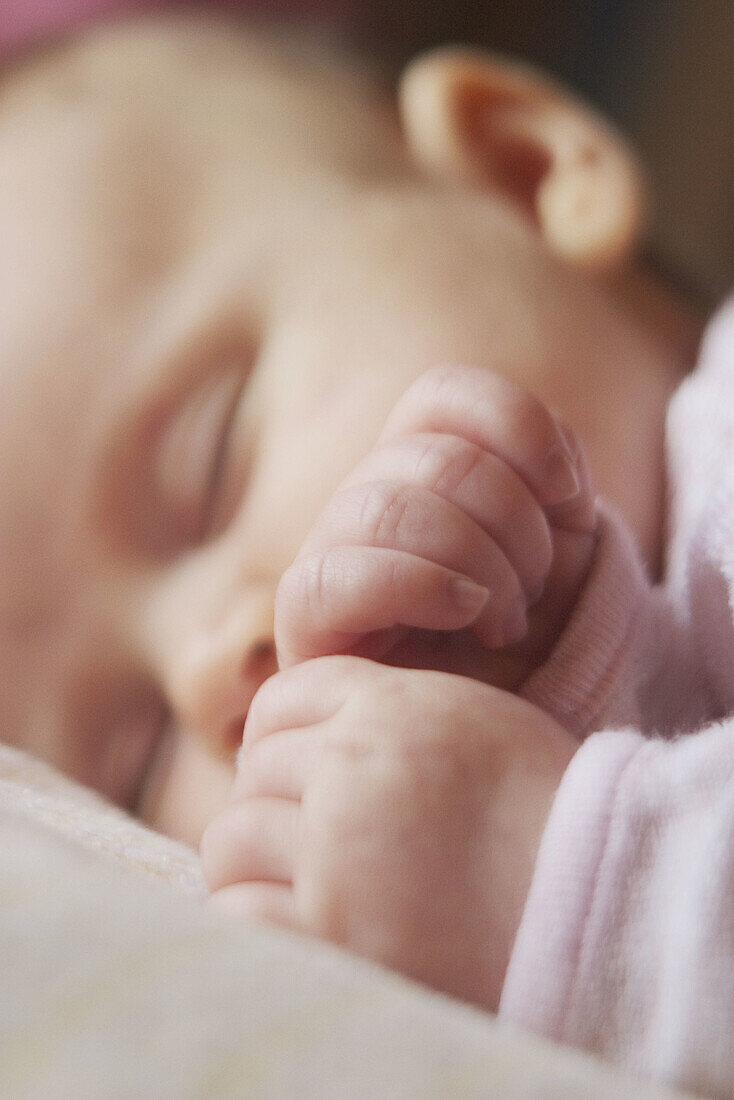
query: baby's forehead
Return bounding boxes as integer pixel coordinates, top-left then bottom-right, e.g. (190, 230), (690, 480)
(2, 16), (405, 189)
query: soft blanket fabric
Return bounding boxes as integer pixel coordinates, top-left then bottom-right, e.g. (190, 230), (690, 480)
(0, 742), (205, 896)
(0, 743), (691, 1099)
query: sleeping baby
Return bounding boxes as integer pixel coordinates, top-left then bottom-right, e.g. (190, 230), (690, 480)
(2, 10), (726, 1099)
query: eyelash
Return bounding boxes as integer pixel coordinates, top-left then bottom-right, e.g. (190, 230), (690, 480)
(198, 377), (245, 541)
(148, 366), (246, 554)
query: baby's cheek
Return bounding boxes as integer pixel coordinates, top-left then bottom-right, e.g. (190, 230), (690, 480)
(138, 728), (235, 848)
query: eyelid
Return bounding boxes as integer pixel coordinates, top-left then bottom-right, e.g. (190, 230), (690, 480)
(89, 314), (260, 563)
(153, 367), (244, 546)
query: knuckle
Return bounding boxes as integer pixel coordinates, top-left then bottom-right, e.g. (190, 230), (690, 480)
(322, 702), (371, 760)
(395, 363), (466, 417)
(281, 551), (330, 619)
(418, 362), (465, 393)
(354, 671), (414, 739)
(418, 362), (504, 405)
(440, 440), (487, 497)
(411, 434), (482, 495)
(357, 481), (412, 545)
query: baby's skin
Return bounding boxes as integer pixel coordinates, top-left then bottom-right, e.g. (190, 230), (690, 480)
(0, 14), (693, 854)
(274, 364), (596, 688)
(201, 364), (590, 1011)
(203, 656), (576, 1013)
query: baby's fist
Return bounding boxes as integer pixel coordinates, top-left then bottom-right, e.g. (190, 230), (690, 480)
(276, 365), (597, 688)
(201, 657), (577, 1011)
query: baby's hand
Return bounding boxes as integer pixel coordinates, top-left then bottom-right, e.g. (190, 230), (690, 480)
(201, 657), (576, 1011)
(276, 365), (597, 689)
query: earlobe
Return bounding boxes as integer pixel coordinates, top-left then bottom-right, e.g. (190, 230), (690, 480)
(398, 48), (646, 271)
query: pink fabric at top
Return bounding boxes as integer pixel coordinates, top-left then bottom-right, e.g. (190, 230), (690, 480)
(0, 0), (155, 55)
(0, 0), (342, 58)
(500, 299), (734, 1099)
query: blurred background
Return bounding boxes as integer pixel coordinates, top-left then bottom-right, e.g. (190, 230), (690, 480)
(6, 0), (730, 305)
(340, 0), (733, 307)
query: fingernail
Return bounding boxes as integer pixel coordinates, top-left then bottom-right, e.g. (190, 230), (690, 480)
(502, 600), (528, 645)
(544, 443), (580, 505)
(449, 576), (490, 614)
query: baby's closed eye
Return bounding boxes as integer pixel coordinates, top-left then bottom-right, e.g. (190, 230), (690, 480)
(153, 366), (245, 545)
(87, 325), (259, 562)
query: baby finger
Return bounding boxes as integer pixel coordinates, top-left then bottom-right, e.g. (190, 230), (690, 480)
(275, 545), (492, 667)
(200, 798), (299, 892)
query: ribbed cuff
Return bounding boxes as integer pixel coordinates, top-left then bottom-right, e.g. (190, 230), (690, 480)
(520, 504), (648, 740)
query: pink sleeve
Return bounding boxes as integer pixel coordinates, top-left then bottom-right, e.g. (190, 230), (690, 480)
(521, 300), (734, 742)
(519, 500), (709, 742)
(519, 503), (651, 738)
(500, 300), (734, 1099)
(499, 721), (734, 1099)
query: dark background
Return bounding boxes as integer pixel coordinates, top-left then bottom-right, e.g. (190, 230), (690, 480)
(344, 0), (734, 305)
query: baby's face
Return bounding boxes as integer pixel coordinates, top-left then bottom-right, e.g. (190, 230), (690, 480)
(0, 17), (682, 846)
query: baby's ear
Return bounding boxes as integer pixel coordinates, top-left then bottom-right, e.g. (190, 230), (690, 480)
(398, 48), (645, 271)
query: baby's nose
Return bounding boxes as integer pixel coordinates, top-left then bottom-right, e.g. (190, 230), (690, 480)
(148, 583), (278, 758)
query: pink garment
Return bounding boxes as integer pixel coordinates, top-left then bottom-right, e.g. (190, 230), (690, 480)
(501, 300), (734, 1099)
(0, 0), (342, 58)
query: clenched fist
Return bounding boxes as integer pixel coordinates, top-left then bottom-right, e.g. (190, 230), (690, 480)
(275, 365), (597, 689)
(201, 656), (577, 1011)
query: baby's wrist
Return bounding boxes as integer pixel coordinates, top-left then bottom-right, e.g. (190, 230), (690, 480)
(491, 713), (578, 1010)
